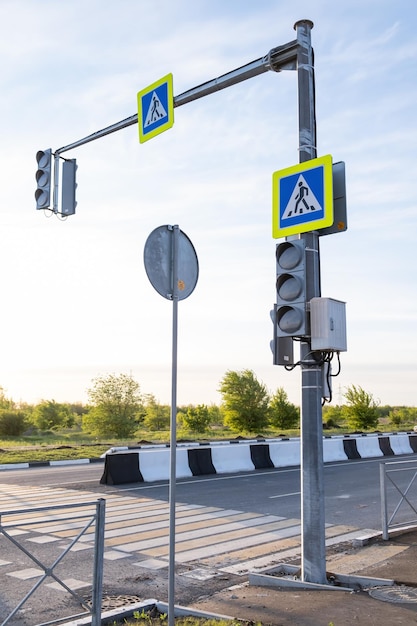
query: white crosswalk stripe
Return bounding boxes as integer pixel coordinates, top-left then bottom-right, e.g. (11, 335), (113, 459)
(0, 482), (367, 577)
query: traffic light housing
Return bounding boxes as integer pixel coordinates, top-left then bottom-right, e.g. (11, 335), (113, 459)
(270, 305), (294, 366)
(61, 158), (77, 216)
(275, 239), (307, 337)
(35, 149), (52, 209)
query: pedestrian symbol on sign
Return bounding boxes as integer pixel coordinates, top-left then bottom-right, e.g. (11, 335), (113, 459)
(144, 92), (168, 127)
(282, 174), (320, 219)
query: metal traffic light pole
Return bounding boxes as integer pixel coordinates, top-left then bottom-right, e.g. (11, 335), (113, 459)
(37, 20), (327, 585)
(295, 20), (327, 584)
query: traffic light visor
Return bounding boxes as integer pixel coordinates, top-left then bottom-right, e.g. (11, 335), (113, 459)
(277, 305), (304, 335)
(36, 150), (51, 168)
(276, 241), (303, 270)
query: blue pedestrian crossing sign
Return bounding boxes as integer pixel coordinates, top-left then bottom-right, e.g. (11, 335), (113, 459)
(272, 155), (334, 238)
(137, 73), (174, 143)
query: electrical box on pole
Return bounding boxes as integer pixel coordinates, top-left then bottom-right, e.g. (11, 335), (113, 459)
(310, 297), (347, 351)
(35, 149), (52, 210)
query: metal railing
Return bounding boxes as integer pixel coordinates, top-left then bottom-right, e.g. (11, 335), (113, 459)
(0, 498), (105, 626)
(380, 459), (417, 540)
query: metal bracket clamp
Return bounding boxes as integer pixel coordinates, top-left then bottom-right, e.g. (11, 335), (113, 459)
(267, 40), (298, 72)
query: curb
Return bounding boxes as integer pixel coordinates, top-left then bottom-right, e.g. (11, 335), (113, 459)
(60, 599), (233, 625)
(0, 457), (104, 471)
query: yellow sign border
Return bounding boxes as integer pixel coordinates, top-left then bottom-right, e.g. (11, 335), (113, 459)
(272, 154), (333, 238)
(137, 73), (174, 144)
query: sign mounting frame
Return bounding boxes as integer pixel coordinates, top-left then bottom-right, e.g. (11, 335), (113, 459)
(272, 154), (333, 238)
(137, 73), (174, 143)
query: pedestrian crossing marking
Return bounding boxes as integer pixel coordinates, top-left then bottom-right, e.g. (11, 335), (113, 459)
(104, 511), (260, 546)
(6, 567), (44, 580)
(0, 482), (374, 579)
(135, 558), (168, 570)
(46, 577), (90, 591)
(115, 515), (288, 554)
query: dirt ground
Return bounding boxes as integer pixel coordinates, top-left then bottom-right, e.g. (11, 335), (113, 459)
(188, 529), (417, 626)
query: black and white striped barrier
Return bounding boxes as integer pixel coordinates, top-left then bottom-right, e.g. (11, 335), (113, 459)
(100, 432), (417, 485)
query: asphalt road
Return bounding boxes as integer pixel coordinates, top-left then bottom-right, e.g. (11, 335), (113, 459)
(1, 454), (416, 625)
(2, 454), (416, 529)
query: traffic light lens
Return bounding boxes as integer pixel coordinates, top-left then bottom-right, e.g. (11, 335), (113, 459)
(36, 151), (50, 168)
(277, 306), (303, 334)
(276, 242), (302, 270)
(35, 189), (48, 208)
(277, 274), (303, 301)
(36, 170), (49, 187)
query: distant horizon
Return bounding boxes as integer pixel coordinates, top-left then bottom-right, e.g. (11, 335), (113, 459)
(2, 362), (416, 409)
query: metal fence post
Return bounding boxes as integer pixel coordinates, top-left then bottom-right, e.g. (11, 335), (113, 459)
(91, 498), (106, 626)
(380, 462), (389, 540)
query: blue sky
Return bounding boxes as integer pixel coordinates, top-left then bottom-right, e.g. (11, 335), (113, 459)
(0, 0), (416, 408)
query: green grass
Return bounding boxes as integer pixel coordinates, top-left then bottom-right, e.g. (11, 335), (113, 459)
(0, 426), (291, 464)
(114, 616), (254, 626)
(0, 423), (411, 466)
(110, 608), (261, 625)
(0, 444), (110, 464)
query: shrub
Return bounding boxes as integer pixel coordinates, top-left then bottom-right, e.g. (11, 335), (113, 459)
(0, 410), (27, 436)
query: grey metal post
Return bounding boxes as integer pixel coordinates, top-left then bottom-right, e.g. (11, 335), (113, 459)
(53, 153), (60, 213)
(168, 225), (179, 626)
(295, 19), (327, 584)
(91, 498), (105, 626)
(380, 462), (389, 540)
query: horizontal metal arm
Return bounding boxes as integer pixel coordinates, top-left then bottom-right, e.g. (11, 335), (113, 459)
(55, 39), (298, 155)
(174, 39), (297, 106)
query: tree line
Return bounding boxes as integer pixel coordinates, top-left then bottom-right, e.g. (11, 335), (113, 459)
(0, 371), (416, 439)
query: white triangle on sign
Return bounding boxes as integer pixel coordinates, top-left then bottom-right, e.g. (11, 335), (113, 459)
(144, 91), (168, 127)
(282, 174), (321, 219)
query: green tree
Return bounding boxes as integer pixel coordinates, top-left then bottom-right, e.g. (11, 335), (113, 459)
(322, 404), (344, 429)
(0, 386), (15, 410)
(0, 410), (27, 436)
(83, 373), (143, 438)
(269, 388), (299, 430)
(388, 407), (417, 429)
(182, 404), (212, 433)
(207, 404), (224, 428)
(32, 400), (75, 431)
(143, 394), (170, 431)
(219, 369), (270, 433)
(377, 405), (392, 420)
(343, 385), (379, 431)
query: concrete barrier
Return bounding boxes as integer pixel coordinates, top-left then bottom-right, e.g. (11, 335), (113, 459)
(98, 433), (417, 485)
(269, 439), (300, 467)
(188, 447), (216, 476)
(139, 447), (193, 482)
(355, 435), (384, 459)
(211, 443), (255, 474)
(389, 434), (413, 455)
(323, 437), (348, 463)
